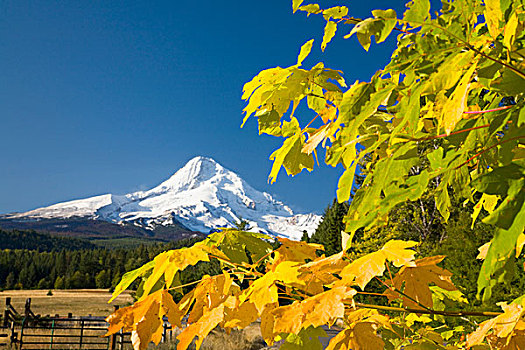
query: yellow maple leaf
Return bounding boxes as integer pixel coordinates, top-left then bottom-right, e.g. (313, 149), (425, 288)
(177, 304), (226, 350)
(386, 256), (457, 309)
(484, 0), (504, 39)
(187, 273), (237, 324)
(270, 286), (355, 338)
(298, 251), (349, 293)
(260, 304), (279, 346)
(381, 240), (418, 267)
(106, 290), (182, 350)
(302, 286), (355, 329)
(242, 261), (304, 313)
(240, 271), (280, 313)
(440, 62), (478, 135)
(467, 302), (525, 348)
(271, 237), (323, 269)
(338, 240), (417, 289)
(326, 323), (385, 350)
(141, 242), (213, 298)
(223, 301), (259, 329)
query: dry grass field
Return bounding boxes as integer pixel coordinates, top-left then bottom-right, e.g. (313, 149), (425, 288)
(0, 289), (133, 317)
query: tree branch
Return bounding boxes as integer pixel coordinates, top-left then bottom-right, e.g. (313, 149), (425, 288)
(354, 302), (502, 317)
(454, 136), (525, 169)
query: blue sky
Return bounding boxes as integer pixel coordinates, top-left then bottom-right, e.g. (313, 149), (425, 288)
(0, 1), (407, 214)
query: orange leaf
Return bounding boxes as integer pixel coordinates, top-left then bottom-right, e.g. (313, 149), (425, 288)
(326, 322), (385, 350)
(386, 256), (456, 308)
(106, 290), (182, 350)
(271, 286), (355, 338)
(177, 304), (226, 350)
(302, 124), (331, 155)
(271, 237), (323, 269)
(187, 272), (237, 323)
(298, 251), (349, 293)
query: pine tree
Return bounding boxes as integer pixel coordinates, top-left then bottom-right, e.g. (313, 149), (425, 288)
(54, 276), (65, 289)
(310, 199), (349, 255)
(300, 230), (309, 243)
(95, 270), (110, 289)
(5, 272), (15, 290)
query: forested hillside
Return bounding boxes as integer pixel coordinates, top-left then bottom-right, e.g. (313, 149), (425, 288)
(0, 236), (205, 291)
(0, 229), (96, 251)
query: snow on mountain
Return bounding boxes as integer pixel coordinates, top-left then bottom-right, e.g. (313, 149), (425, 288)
(6, 156), (321, 240)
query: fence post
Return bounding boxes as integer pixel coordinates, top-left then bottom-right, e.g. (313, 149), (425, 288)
(50, 319), (55, 350)
(109, 306), (119, 350)
(118, 329), (124, 350)
(79, 319), (84, 350)
(3, 309), (9, 328)
(20, 317), (26, 350)
(24, 298), (33, 320)
(8, 320), (16, 348)
(3, 298), (11, 328)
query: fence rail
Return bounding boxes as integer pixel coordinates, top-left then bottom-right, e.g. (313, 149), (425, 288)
(0, 297), (174, 350)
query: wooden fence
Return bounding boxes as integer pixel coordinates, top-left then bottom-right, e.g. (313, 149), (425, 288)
(0, 298), (174, 350)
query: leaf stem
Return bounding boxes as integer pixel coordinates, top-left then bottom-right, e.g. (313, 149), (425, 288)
(454, 135), (525, 169)
(463, 105), (513, 114)
(411, 121), (512, 142)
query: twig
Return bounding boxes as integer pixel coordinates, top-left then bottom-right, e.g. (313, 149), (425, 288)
(454, 136), (524, 169)
(354, 302), (502, 317)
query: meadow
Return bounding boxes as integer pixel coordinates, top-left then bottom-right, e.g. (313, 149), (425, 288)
(0, 289), (133, 317)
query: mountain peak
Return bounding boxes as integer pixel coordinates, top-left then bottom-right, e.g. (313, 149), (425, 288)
(157, 156), (228, 192)
(4, 156), (321, 239)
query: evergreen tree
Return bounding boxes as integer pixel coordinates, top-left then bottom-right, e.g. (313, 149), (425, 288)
(234, 218), (250, 231)
(300, 230), (309, 243)
(5, 272), (15, 290)
(95, 270), (110, 289)
(310, 199), (349, 255)
(54, 276), (65, 289)
(37, 278), (49, 290)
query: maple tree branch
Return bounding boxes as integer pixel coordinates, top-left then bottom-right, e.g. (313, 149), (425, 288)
(385, 263), (395, 287)
(409, 106), (513, 142)
(462, 105), (514, 114)
(166, 272), (256, 293)
(355, 291), (388, 297)
(208, 254), (262, 276)
(253, 250), (275, 267)
(303, 114), (319, 130)
(353, 302), (502, 318)
(380, 45), (459, 74)
(167, 278), (205, 292)
(454, 135), (525, 169)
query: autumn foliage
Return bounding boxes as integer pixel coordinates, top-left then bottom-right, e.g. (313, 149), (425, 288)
(106, 0), (525, 349)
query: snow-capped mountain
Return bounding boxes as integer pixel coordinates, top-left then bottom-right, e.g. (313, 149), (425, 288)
(5, 156), (321, 240)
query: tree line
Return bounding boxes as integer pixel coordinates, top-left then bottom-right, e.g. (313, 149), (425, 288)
(0, 235), (203, 291)
(0, 229), (96, 251)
